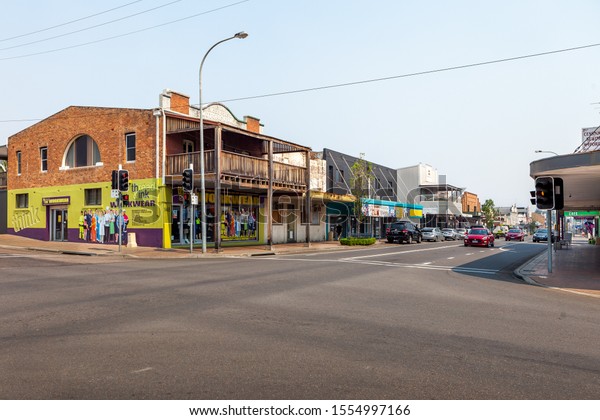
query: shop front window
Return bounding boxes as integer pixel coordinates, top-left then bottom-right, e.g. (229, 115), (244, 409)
(210, 192), (259, 241)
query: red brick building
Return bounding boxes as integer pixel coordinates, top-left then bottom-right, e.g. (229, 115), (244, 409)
(6, 89), (313, 248)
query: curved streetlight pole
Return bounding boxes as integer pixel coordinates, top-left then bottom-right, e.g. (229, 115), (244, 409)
(534, 150), (559, 156)
(199, 31), (248, 253)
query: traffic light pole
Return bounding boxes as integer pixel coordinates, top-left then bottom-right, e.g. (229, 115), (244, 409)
(547, 209), (552, 273)
(189, 200), (194, 255)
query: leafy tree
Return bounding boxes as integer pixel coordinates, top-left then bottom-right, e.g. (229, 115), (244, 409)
(349, 153), (374, 228)
(481, 199), (497, 229)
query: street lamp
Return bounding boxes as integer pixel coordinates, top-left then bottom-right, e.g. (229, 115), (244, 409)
(199, 31), (248, 254)
(534, 150), (559, 156)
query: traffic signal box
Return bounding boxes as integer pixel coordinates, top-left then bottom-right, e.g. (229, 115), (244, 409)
(534, 176), (564, 210)
(182, 168), (194, 192)
(111, 170), (119, 190)
(118, 169), (129, 192)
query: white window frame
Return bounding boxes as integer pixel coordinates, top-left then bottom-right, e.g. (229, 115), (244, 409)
(40, 147), (48, 172)
(125, 133), (136, 162)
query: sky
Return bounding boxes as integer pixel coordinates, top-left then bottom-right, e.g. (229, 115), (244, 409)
(1, 0), (600, 207)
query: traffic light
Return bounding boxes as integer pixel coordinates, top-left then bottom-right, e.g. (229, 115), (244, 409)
(122, 194), (130, 206)
(111, 170), (119, 190)
(553, 177), (564, 210)
(535, 176), (554, 210)
(529, 190), (536, 205)
(183, 193), (190, 208)
(182, 168), (193, 192)
(118, 169), (129, 192)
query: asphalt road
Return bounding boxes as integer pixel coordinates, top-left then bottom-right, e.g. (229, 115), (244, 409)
(1, 241), (599, 399)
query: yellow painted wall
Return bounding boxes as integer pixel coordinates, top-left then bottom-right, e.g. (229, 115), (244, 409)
(8, 178), (167, 231)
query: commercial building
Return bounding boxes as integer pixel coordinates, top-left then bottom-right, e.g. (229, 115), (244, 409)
(319, 149), (423, 238)
(6, 89), (318, 248)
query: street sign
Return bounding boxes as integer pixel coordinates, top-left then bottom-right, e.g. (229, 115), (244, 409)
(111, 189), (119, 199)
(191, 194), (198, 205)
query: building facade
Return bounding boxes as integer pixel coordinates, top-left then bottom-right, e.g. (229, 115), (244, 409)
(6, 89), (318, 248)
(320, 149), (422, 238)
(397, 163), (467, 228)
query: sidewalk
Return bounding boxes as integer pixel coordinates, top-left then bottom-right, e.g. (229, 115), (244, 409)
(0, 234), (349, 259)
(515, 235), (600, 298)
(2, 234), (599, 298)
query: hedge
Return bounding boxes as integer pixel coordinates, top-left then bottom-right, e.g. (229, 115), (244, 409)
(339, 237), (377, 246)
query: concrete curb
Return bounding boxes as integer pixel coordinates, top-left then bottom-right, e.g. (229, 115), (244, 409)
(513, 250), (600, 299)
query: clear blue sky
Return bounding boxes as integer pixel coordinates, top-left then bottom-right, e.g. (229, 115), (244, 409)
(2, 0), (600, 207)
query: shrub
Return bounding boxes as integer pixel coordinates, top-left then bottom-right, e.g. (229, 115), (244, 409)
(340, 237), (377, 246)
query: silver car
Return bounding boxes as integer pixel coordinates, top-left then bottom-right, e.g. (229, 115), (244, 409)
(442, 228), (459, 240)
(421, 227), (444, 242)
(455, 228), (467, 239)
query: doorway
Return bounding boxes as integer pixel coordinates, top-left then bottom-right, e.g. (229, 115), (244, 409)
(285, 205), (296, 243)
(50, 208), (68, 241)
(171, 204), (183, 244)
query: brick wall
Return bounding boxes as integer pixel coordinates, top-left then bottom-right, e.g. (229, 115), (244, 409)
(7, 106), (157, 189)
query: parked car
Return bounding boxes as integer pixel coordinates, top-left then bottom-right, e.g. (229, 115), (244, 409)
(464, 228), (495, 247)
(532, 228), (555, 243)
(386, 221), (422, 244)
(441, 228), (459, 240)
(455, 228), (467, 239)
(505, 228), (525, 241)
(421, 227), (444, 242)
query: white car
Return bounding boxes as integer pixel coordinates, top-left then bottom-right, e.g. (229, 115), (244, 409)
(442, 228), (459, 240)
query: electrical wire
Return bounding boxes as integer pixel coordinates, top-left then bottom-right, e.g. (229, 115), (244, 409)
(0, 0), (144, 43)
(0, 0), (184, 52)
(1, 40), (599, 124)
(0, 0), (249, 61)
(214, 41), (600, 104)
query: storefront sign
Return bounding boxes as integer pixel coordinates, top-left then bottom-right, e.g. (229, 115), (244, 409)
(363, 204), (395, 217)
(42, 196), (70, 206)
(565, 210), (600, 217)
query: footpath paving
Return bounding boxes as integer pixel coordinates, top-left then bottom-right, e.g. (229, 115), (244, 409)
(1, 234), (599, 298)
(514, 235), (600, 299)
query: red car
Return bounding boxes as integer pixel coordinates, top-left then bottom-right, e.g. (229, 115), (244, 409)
(464, 228), (495, 247)
(505, 228), (525, 241)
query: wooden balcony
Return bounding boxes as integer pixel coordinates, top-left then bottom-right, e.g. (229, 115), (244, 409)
(167, 150), (307, 191)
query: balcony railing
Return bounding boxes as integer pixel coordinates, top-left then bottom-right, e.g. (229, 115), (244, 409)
(167, 151), (306, 188)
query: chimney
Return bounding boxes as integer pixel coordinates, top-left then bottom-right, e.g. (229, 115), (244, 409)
(244, 115), (261, 134)
(160, 89), (190, 115)
(170, 91), (190, 115)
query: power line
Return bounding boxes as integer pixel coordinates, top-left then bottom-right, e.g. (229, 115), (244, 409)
(0, 0), (249, 61)
(1, 40), (599, 124)
(214, 41), (600, 103)
(0, 0), (144, 43)
(0, 0), (184, 52)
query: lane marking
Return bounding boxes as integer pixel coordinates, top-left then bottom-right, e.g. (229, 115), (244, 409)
(131, 367), (154, 374)
(342, 244), (461, 260)
(252, 256), (499, 275)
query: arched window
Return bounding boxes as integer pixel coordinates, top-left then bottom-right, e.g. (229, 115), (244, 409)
(64, 135), (101, 168)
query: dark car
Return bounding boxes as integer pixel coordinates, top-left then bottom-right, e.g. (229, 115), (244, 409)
(505, 228), (525, 241)
(386, 221), (422, 244)
(532, 228), (555, 242)
(464, 228), (495, 247)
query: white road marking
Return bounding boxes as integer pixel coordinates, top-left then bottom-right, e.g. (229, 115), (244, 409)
(131, 367), (154, 374)
(252, 256), (499, 275)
